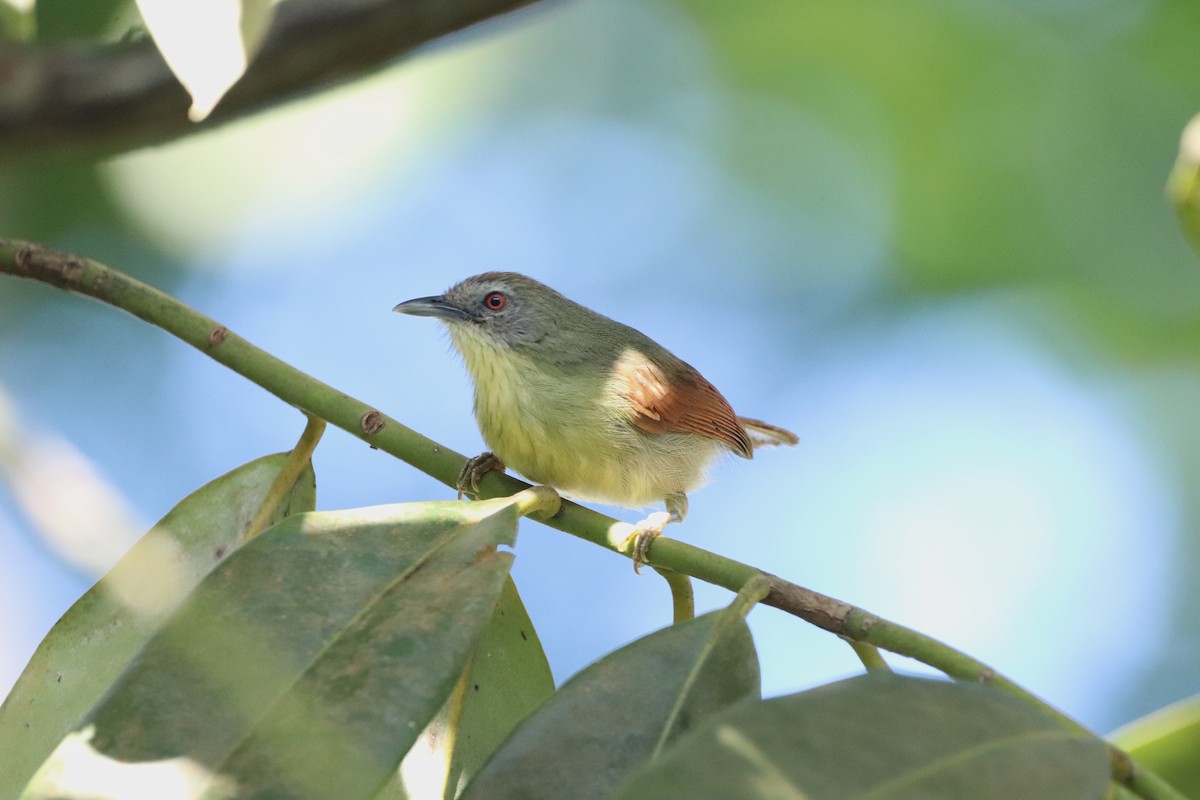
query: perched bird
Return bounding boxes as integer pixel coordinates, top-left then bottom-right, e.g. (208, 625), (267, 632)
(393, 273), (797, 569)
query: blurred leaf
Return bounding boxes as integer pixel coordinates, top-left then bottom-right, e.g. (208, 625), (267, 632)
(0, 0), (34, 40)
(613, 673), (1111, 800)
(0, 156), (185, 328)
(1168, 113), (1200, 260)
(1110, 693), (1200, 799)
(382, 577), (555, 800)
(0, 451), (315, 799)
(22, 497), (522, 800)
(35, 0), (133, 40)
(460, 597), (760, 800)
(134, 0), (274, 121)
(686, 0), (1200, 358)
(0, 158), (124, 247)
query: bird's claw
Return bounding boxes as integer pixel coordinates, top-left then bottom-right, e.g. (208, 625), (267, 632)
(456, 451), (506, 499)
(624, 511), (671, 574)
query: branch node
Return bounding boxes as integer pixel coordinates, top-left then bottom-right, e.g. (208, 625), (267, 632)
(207, 326), (229, 346)
(12, 241), (86, 290)
(360, 410), (385, 435)
(764, 575), (854, 634)
(14, 241), (33, 271)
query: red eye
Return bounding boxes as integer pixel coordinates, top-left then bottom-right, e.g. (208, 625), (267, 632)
(483, 291), (507, 311)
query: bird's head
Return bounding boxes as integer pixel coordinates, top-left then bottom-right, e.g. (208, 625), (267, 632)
(393, 272), (574, 351)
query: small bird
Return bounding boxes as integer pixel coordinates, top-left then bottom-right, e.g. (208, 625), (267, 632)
(393, 273), (797, 569)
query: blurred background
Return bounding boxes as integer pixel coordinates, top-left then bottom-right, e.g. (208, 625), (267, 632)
(2, 0), (1199, 736)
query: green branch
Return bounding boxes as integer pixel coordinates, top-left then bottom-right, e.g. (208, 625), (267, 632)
(0, 239), (1185, 800)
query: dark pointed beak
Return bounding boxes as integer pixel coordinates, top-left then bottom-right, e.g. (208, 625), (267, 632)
(392, 295), (471, 322)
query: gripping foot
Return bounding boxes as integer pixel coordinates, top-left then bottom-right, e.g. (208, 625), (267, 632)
(625, 511), (671, 574)
(624, 492), (689, 574)
(456, 451), (505, 499)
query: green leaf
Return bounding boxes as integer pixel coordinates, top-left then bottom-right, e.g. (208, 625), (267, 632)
(22, 498), (522, 800)
(134, 0), (274, 120)
(449, 577), (554, 791)
(0, 0), (35, 40)
(460, 596), (760, 800)
(0, 452), (315, 799)
(35, 0), (134, 41)
(1110, 693), (1200, 799)
(613, 673), (1111, 800)
(1168, 116), (1200, 260)
(381, 576), (555, 800)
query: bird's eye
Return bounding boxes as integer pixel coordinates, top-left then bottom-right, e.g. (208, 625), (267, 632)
(483, 291), (507, 311)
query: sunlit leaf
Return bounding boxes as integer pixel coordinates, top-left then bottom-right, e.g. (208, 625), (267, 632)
(0, 452), (315, 799)
(134, 0), (275, 120)
(460, 597), (760, 800)
(1111, 693), (1200, 799)
(613, 673), (1111, 800)
(22, 498), (522, 800)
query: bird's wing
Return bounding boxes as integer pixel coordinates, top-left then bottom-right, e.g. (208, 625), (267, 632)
(618, 352), (754, 459)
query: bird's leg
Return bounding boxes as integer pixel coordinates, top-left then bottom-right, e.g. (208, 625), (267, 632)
(626, 492), (688, 573)
(456, 451), (506, 499)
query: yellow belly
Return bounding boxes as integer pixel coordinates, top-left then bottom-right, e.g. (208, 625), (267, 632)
(453, 333), (717, 507)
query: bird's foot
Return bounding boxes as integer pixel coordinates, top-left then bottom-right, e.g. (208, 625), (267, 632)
(623, 511), (672, 574)
(456, 451), (506, 499)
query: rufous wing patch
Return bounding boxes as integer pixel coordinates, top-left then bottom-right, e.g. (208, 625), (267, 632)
(618, 349), (754, 458)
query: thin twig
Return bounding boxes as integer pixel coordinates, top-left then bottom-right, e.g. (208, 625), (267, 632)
(841, 637), (891, 674)
(652, 568), (695, 623)
(243, 414), (325, 540)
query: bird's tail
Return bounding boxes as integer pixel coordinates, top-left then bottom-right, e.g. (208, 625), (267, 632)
(738, 417), (800, 450)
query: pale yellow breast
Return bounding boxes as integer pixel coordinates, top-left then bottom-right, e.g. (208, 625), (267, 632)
(449, 328), (720, 507)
